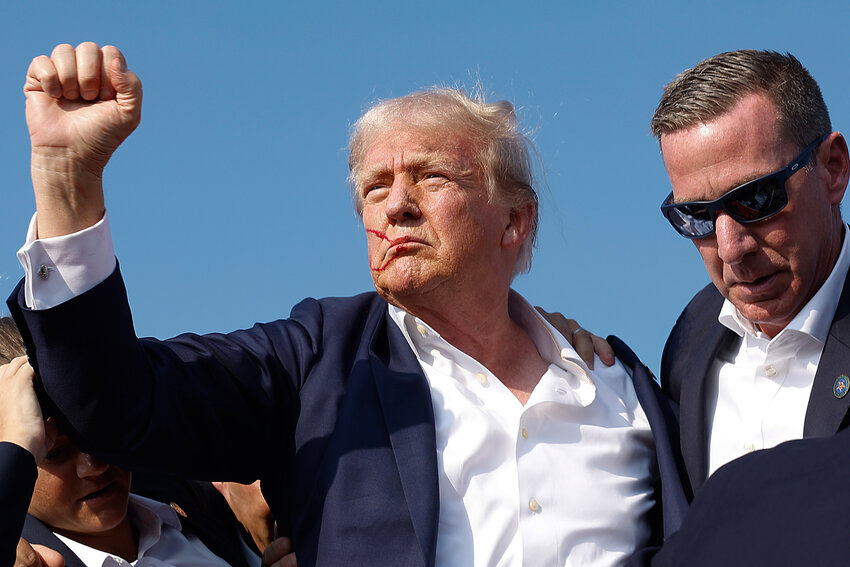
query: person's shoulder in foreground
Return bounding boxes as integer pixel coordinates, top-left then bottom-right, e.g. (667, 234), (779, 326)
(652, 426), (850, 566)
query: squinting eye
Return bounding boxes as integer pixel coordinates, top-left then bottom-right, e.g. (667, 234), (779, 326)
(362, 185), (389, 202)
(45, 445), (71, 462)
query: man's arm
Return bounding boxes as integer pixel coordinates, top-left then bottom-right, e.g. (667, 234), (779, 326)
(17, 44), (141, 311)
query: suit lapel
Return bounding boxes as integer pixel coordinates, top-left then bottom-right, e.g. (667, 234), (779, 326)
(804, 268), (850, 436)
(609, 336), (691, 537)
(678, 320), (732, 494)
(22, 515), (87, 567)
(368, 310), (439, 567)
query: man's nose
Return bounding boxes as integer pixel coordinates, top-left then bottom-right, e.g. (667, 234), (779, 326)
(384, 177), (421, 223)
(714, 212), (759, 264)
(76, 452), (109, 477)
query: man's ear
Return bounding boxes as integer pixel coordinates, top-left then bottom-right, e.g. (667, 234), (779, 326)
(821, 132), (850, 206)
(501, 202), (535, 249)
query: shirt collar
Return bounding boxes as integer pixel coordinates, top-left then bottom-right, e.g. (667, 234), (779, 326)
(53, 494), (183, 566)
(387, 289), (597, 402)
(718, 224), (850, 344)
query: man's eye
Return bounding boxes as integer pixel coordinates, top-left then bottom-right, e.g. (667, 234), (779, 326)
(363, 185), (388, 199)
(45, 445), (71, 462)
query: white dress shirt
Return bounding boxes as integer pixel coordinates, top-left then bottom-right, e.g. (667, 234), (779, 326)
(390, 297), (656, 567)
(53, 494), (252, 567)
(19, 212), (657, 566)
(706, 225), (850, 476)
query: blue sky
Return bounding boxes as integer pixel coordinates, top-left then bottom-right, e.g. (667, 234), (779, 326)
(2, 0), (848, 372)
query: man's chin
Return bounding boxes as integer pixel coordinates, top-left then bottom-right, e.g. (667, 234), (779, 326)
(731, 297), (795, 335)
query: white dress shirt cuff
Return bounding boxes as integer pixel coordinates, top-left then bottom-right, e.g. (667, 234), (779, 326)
(16, 212), (116, 310)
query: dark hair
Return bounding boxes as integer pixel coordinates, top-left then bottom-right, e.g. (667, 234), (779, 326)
(651, 50), (831, 149)
(0, 317), (25, 364)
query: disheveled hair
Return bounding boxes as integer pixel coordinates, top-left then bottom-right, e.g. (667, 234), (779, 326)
(0, 317), (25, 364)
(651, 50), (831, 149)
(348, 87), (539, 276)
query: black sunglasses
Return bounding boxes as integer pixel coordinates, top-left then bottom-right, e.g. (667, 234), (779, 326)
(660, 134), (829, 239)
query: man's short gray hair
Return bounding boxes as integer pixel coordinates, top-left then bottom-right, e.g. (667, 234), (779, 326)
(651, 50), (831, 149)
(348, 87), (538, 276)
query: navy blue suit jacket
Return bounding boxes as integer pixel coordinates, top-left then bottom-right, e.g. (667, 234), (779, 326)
(9, 267), (687, 566)
(651, 424), (850, 565)
(661, 270), (850, 494)
(0, 443), (37, 567)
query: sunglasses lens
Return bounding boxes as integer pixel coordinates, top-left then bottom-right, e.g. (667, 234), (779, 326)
(665, 203), (715, 238)
(724, 177), (787, 222)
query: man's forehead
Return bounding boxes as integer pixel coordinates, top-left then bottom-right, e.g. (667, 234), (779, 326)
(661, 96), (791, 198)
(362, 128), (479, 169)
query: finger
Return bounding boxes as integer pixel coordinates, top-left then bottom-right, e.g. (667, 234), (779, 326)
(262, 537), (294, 567)
(99, 45), (125, 100)
(15, 538), (39, 567)
(74, 42), (102, 101)
(50, 44), (79, 100)
(105, 50), (143, 123)
(32, 544), (65, 567)
(570, 327), (597, 370)
(24, 55), (62, 98)
(591, 335), (616, 367)
(0, 355), (29, 377)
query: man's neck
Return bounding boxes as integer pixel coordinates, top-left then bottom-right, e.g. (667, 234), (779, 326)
(55, 515), (138, 562)
(395, 288), (550, 404)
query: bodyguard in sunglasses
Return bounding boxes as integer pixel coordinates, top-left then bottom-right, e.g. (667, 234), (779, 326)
(647, 50), (850, 565)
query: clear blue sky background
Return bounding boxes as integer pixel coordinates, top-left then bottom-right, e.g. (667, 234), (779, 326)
(2, 0), (848, 373)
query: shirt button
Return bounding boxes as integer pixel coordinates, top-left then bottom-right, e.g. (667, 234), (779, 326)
(476, 373), (488, 385)
(765, 365), (777, 378)
(529, 498), (541, 513)
(416, 324), (427, 336)
(743, 443), (756, 453)
(521, 428), (528, 439)
(38, 264), (50, 280)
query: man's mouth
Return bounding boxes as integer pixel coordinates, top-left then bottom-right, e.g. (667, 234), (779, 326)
(366, 230), (421, 246)
(731, 271), (779, 295)
(80, 482), (117, 503)
(367, 230), (423, 271)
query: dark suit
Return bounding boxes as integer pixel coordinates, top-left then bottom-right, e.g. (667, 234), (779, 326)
(9, 267), (687, 566)
(661, 268), (850, 494)
(0, 443), (37, 567)
(651, 425), (850, 566)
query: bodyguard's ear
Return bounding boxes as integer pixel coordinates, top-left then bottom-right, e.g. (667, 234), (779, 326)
(501, 203), (535, 249)
(822, 132), (850, 205)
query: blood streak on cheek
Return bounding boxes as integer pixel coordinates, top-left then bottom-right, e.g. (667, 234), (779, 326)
(366, 229), (389, 241)
(366, 229), (409, 271)
(372, 244), (408, 272)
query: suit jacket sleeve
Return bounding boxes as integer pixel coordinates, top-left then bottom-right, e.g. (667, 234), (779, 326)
(0, 442), (38, 567)
(7, 265), (318, 482)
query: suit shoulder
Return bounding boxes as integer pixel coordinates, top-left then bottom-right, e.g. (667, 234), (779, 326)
(668, 283), (724, 343)
(660, 283), (723, 399)
(287, 292), (386, 333)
